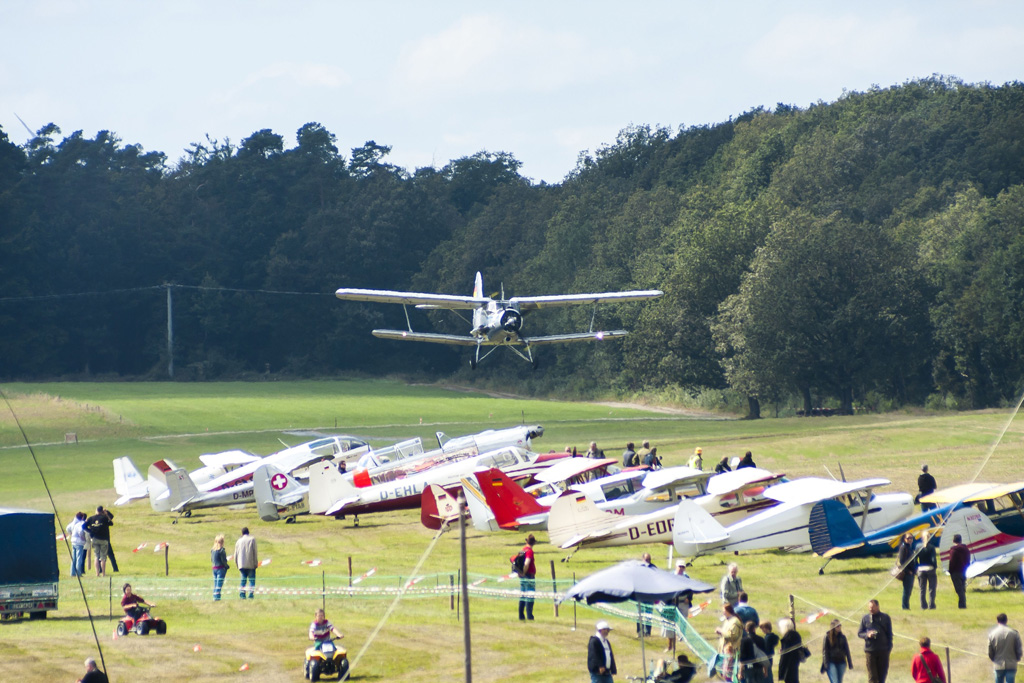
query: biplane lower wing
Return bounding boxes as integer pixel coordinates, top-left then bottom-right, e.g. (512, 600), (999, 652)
(372, 330), (479, 346)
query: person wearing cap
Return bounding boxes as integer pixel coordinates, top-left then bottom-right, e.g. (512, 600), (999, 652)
(687, 448), (703, 470)
(588, 620), (617, 682)
(917, 465), (937, 511)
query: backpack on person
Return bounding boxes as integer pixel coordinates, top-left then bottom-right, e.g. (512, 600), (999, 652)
(510, 550), (526, 577)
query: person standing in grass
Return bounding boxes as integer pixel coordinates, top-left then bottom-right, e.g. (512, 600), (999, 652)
(896, 533), (918, 610)
(721, 563), (743, 606)
(820, 619), (853, 683)
(916, 532), (938, 610)
(211, 534), (229, 601)
(518, 533), (536, 621)
(66, 511), (87, 577)
(858, 600), (893, 683)
(233, 527), (258, 599)
(588, 620), (617, 683)
(910, 636), (946, 683)
(988, 613), (1022, 683)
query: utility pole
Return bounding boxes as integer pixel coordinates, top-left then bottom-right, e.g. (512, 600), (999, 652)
(166, 285), (174, 378)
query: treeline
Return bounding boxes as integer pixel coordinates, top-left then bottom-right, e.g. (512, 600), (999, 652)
(2, 76), (1023, 415)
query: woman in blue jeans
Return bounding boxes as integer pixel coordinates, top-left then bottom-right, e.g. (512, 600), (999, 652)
(211, 534), (229, 600)
(820, 619), (853, 683)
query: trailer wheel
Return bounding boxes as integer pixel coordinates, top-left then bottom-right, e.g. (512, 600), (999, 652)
(29, 611), (46, 620)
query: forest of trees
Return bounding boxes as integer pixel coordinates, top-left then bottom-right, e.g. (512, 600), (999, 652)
(2, 76), (1023, 416)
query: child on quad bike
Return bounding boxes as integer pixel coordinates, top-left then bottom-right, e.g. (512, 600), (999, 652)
(309, 608), (344, 649)
(121, 583), (154, 620)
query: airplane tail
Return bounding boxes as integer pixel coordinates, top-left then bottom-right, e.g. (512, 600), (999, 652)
(146, 459), (179, 512)
(939, 506), (1013, 571)
(472, 272), (486, 330)
(474, 468), (547, 529)
(807, 499), (865, 557)
(308, 460), (359, 515)
(164, 467), (200, 512)
(461, 477), (502, 532)
(420, 484), (460, 530)
(113, 456), (148, 505)
(672, 499), (730, 557)
(547, 491), (622, 549)
(254, 464), (308, 522)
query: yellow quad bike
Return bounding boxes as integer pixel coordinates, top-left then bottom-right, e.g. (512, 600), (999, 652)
(304, 640), (349, 681)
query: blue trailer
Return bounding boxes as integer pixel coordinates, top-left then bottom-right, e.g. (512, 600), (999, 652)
(0, 508), (59, 619)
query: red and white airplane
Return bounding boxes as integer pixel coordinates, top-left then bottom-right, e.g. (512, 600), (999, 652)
(940, 506), (1024, 583)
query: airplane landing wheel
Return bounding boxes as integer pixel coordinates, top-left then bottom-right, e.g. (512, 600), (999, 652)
(183, 511), (192, 518)
(469, 358), (477, 370)
(531, 358), (539, 371)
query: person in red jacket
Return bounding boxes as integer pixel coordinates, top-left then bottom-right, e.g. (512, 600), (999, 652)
(518, 533), (537, 621)
(910, 636), (946, 683)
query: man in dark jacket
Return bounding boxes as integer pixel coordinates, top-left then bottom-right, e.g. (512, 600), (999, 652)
(917, 465), (937, 510)
(858, 599), (893, 683)
(622, 443), (637, 468)
(588, 620), (617, 682)
(948, 534), (971, 609)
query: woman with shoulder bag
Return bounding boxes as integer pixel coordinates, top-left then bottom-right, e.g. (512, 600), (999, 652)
(820, 619), (853, 683)
(896, 533), (918, 610)
(777, 618), (806, 683)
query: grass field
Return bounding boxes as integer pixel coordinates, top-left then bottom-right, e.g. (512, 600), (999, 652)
(1, 380), (1022, 682)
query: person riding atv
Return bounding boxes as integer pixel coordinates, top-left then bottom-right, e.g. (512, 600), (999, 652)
(121, 583), (153, 620)
(116, 582), (166, 636)
(305, 608), (348, 680)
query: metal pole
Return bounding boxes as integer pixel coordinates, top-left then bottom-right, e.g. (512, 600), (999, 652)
(166, 285), (174, 378)
(550, 560), (558, 617)
(322, 570), (326, 612)
(450, 574), (455, 611)
(572, 572), (577, 631)
(458, 491), (472, 683)
(638, 602), (648, 680)
(945, 646), (951, 683)
(164, 544), (169, 576)
(348, 556), (352, 587)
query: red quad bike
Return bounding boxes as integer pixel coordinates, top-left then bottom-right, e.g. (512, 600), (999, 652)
(116, 606), (167, 636)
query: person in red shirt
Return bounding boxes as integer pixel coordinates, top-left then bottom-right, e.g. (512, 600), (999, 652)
(120, 583), (153, 620)
(910, 636), (946, 683)
(518, 533), (537, 621)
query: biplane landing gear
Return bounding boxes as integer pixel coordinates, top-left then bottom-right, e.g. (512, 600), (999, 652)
(469, 358), (476, 370)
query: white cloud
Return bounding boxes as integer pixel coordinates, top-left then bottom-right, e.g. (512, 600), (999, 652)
(392, 13), (639, 98)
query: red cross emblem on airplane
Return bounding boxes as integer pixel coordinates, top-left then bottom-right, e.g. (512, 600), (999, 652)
(271, 474), (288, 491)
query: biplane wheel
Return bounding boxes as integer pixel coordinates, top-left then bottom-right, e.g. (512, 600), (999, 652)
(469, 358), (477, 370)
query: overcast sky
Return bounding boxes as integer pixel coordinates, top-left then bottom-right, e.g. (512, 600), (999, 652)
(2, 1), (1022, 183)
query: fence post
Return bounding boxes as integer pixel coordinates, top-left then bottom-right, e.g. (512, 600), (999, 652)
(109, 576), (112, 620)
(164, 544), (169, 577)
(572, 572), (577, 631)
(456, 569), (461, 620)
(348, 557), (352, 587)
(322, 570), (326, 612)
(450, 574), (455, 611)
(550, 560), (558, 617)
(945, 646), (951, 683)
(788, 594), (794, 621)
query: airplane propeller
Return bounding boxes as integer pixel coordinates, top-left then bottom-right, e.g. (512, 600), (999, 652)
(500, 309), (523, 333)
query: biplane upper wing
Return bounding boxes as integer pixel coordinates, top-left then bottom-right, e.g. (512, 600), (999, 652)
(510, 290), (662, 312)
(336, 287), (489, 309)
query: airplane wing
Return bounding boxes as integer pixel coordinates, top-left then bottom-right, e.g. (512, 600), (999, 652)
(509, 290), (662, 312)
(520, 331), (629, 346)
(641, 466), (707, 492)
(336, 288), (489, 309)
(966, 549), (1024, 579)
(371, 330), (480, 346)
(765, 477), (891, 504)
(705, 468), (780, 496)
(198, 450), (261, 469)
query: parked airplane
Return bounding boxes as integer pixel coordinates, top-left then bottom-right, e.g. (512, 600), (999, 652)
(807, 499), (959, 573)
(113, 451), (261, 506)
(920, 481), (1024, 536)
(308, 446), (567, 519)
(545, 468), (786, 558)
(335, 272), (662, 368)
(254, 425), (544, 522)
(149, 435), (368, 515)
(672, 477), (914, 558)
(940, 506), (1024, 585)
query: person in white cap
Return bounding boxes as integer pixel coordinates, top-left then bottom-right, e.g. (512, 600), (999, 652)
(588, 620), (617, 682)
